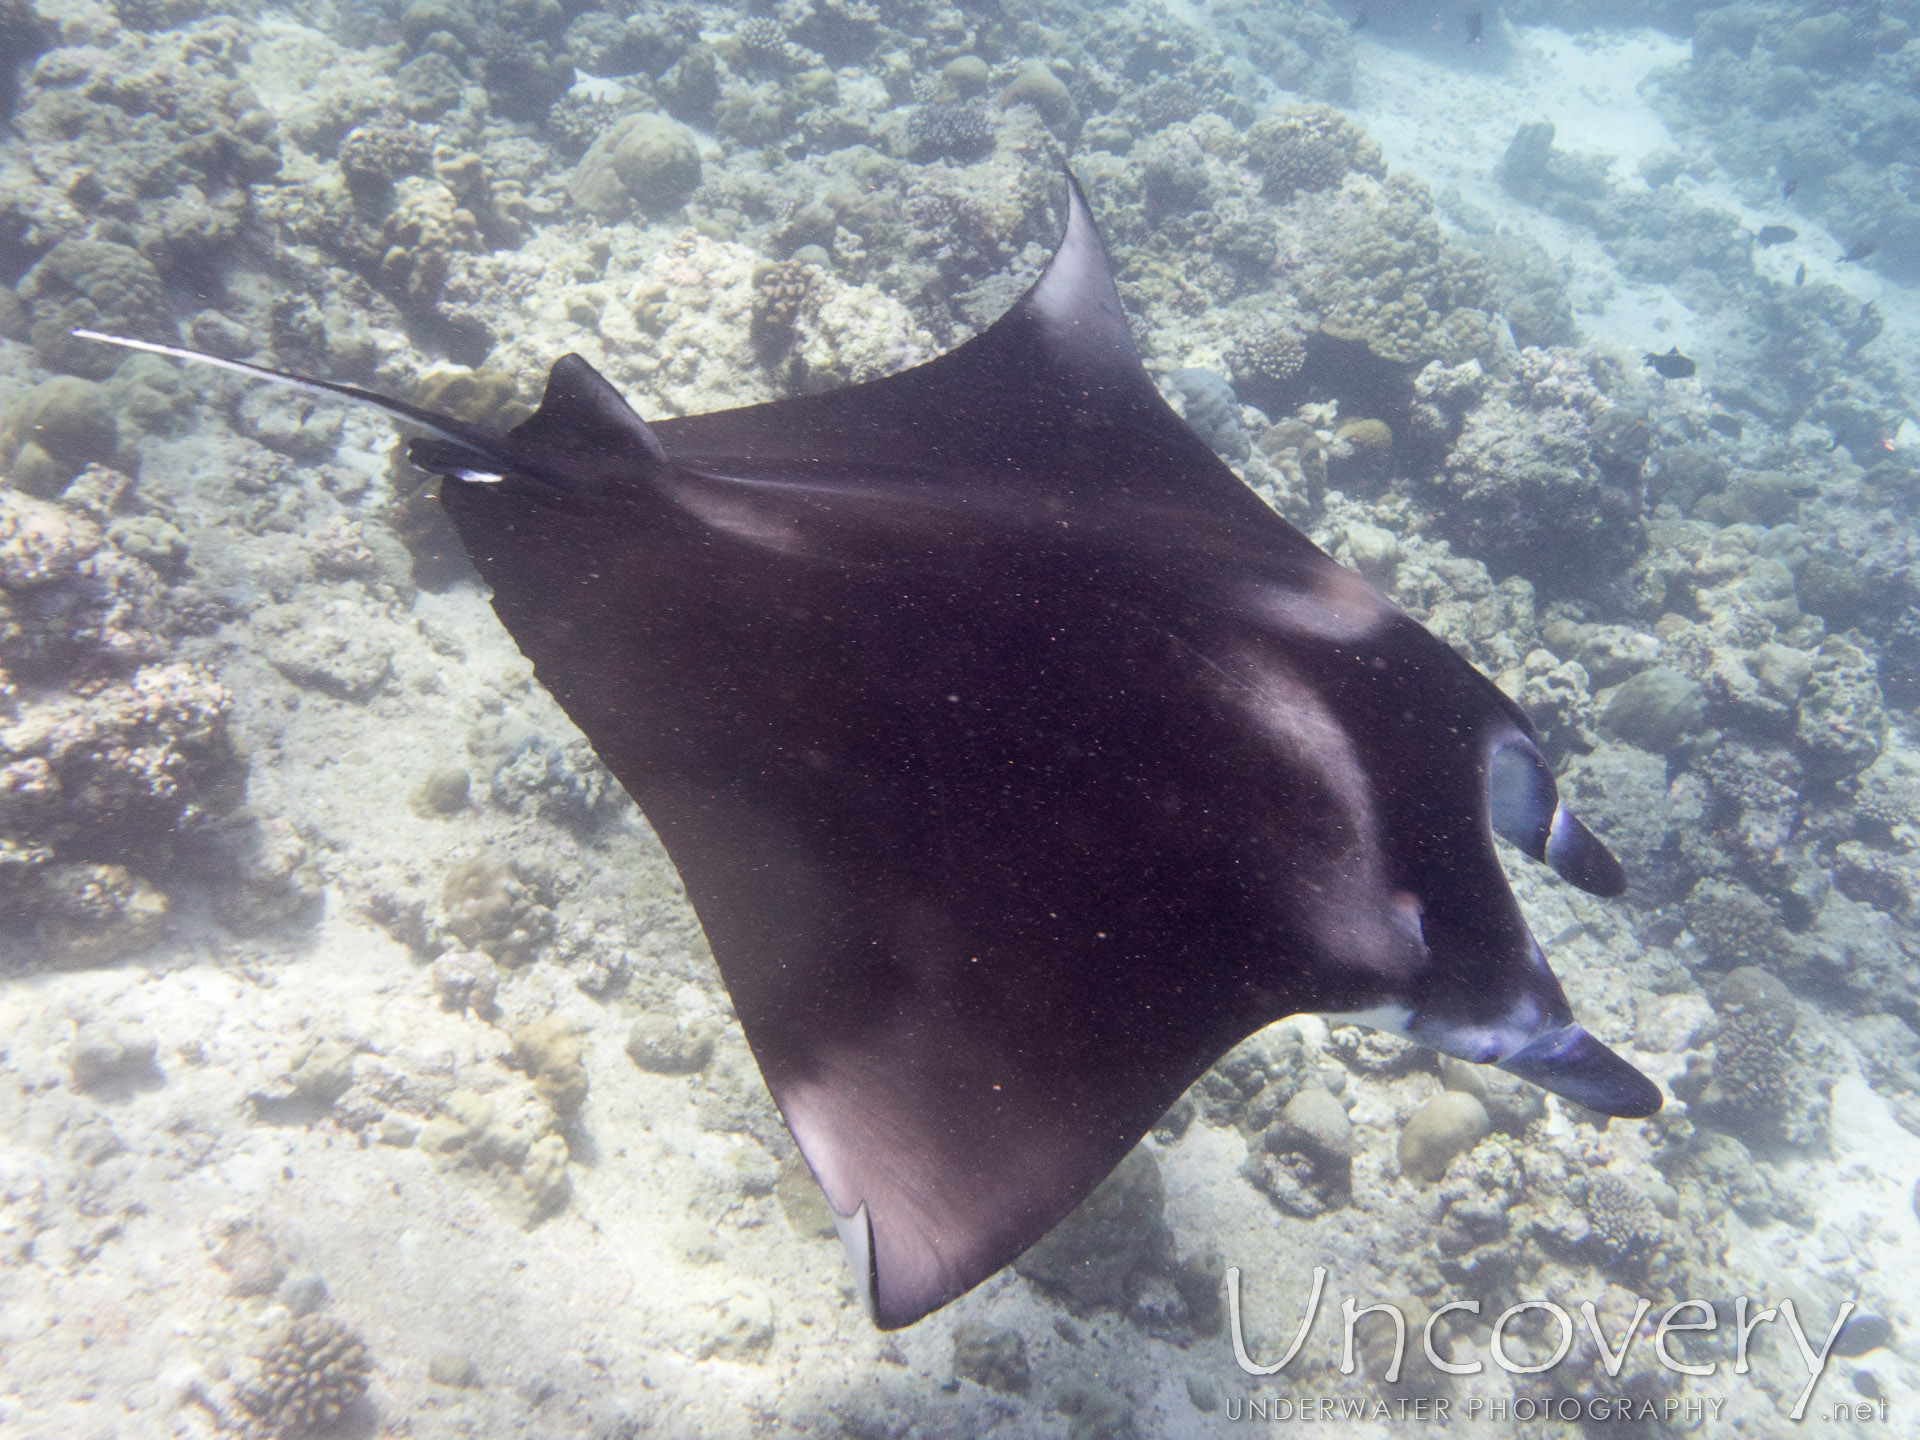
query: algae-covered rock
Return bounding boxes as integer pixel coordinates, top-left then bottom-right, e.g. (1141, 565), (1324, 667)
(625, 1012), (716, 1073)
(17, 239), (175, 380)
(1275, 1087), (1351, 1159)
(209, 1219), (286, 1298)
(68, 1019), (159, 1090)
(1053, 1378), (1137, 1440)
(1015, 1147), (1171, 1311)
(1, 376), (124, 494)
(208, 814), (324, 936)
(953, 1320), (1030, 1394)
(429, 950), (498, 1014)
(378, 176), (481, 313)
(570, 112), (702, 219)
(511, 1014), (588, 1120)
(34, 862), (169, 966)
(1796, 637), (1885, 782)
(441, 854), (554, 965)
(0, 487), (101, 588)
(287, 1040), (356, 1106)
(234, 385), (344, 461)
(1398, 1091), (1489, 1183)
(1599, 666), (1707, 753)
(681, 1278), (775, 1360)
(254, 602), (393, 700)
(1246, 1085), (1353, 1216)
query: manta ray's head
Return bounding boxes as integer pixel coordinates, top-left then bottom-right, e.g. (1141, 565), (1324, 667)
(1387, 727), (1662, 1118)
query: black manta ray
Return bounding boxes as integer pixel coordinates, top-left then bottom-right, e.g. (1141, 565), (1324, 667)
(78, 176), (1661, 1331)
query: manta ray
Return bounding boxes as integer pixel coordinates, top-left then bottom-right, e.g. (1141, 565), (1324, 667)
(78, 174), (1661, 1331)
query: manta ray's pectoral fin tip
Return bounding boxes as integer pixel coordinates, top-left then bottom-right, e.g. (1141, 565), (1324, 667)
(1009, 167), (1138, 367)
(1546, 805), (1627, 898)
(832, 1201), (884, 1326)
(1498, 1024), (1663, 1118)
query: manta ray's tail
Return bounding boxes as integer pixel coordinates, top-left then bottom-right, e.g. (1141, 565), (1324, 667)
(71, 329), (514, 482)
(70, 330), (665, 497)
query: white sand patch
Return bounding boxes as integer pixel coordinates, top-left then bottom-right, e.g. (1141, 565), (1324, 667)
(1348, 24), (1920, 423)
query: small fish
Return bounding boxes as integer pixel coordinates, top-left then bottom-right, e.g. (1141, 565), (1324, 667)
(1756, 225), (1797, 247)
(1794, 262), (1806, 286)
(1465, 9), (1484, 43)
(1832, 1313), (1893, 1357)
(1708, 413), (1744, 440)
(1841, 239), (1877, 263)
(1846, 302), (1882, 355)
(1853, 1371), (1884, 1402)
(1783, 177), (1798, 197)
(1644, 346), (1696, 379)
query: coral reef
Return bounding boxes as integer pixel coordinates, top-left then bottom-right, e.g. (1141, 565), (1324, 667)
(440, 853), (554, 965)
(1582, 1173), (1664, 1267)
(1245, 103), (1383, 199)
(239, 1314), (374, 1434)
(1398, 1091), (1491, 1183)
(569, 111), (703, 219)
(1425, 347), (1646, 591)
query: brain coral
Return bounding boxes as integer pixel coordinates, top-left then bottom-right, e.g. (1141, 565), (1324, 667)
(569, 111), (703, 219)
(17, 240), (176, 380)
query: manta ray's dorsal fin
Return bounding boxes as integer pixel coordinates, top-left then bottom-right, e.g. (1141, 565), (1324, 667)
(508, 354), (667, 468)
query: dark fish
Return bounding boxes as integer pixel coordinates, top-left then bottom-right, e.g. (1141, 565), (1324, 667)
(1853, 1370), (1884, 1401)
(1783, 177), (1798, 197)
(1795, 262), (1807, 286)
(1756, 225), (1797, 247)
(1708, 413), (1744, 440)
(1645, 346), (1696, 379)
(1842, 239), (1877, 263)
(1350, 9), (1369, 31)
(1465, 9), (1483, 43)
(1832, 1313), (1893, 1357)
(1846, 302), (1882, 355)
(73, 176), (1659, 1331)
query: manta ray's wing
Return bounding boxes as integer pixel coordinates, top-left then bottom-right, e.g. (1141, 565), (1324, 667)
(71, 176), (1659, 1336)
